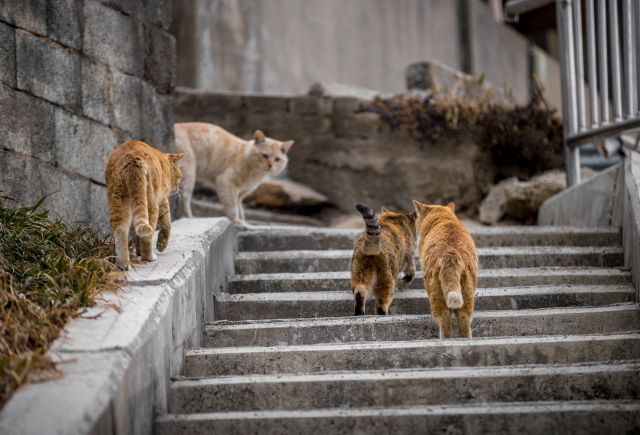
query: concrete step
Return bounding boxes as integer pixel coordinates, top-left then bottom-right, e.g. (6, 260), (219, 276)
(228, 267), (632, 294)
(156, 400), (640, 435)
(235, 247), (624, 274)
(169, 361), (640, 413)
(205, 304), (640, 347)
(237, 226), (622, 252)
(184, 332), (640, 377)
(214, 285), (635, 321)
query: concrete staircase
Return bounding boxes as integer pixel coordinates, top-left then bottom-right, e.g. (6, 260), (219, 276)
(156, 226), (640, 434)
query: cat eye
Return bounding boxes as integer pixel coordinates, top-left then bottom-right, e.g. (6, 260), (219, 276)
(274, 157), (281, 161)
(262, 154), (269, 159)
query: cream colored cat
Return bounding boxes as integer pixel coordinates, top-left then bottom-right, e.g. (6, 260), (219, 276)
(175, 122), (293, 223)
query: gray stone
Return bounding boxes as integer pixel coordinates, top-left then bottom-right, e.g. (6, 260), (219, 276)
(204, 304), (640, 348)
(157, 401), (640, 435)
(0, 85), (55, 162)
(0, 22), (16, 87)
(0, 0), (47, 34)
(334, 112), (381, 137)
(16, 29), (82, 112)
(82, 59), (113, 126)
(89, 183), (110, 235)
(186, 333), (640, 377)
(243, 95), (289, 112)
(332, 96), (362, 113)
(111, 69), (143, 135)
(227, 267), (632, 294)
(214, 285), (634, 321)
(83, 0), (143, 76)
(100, 0), (172, 30)
(141, 81), (175, 152)
(288, 96), (331, 115)
(170, 361), (640, 413)
(0, 149), (91, 223)
(54, 108), (119, 183)
(479, 176), (518, 224)
(143, 24), (176, 94)
(234, 246), (624, 274)
(46, 0), (82, 50)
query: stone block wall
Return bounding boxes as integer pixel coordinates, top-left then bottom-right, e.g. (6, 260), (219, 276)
(0, 0), (176, 234)
(175, 88), (496, 215)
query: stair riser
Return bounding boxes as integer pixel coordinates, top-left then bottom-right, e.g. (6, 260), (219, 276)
(235, 252), (624, 274)
(170, 368), (640, 413)
(237, 229), (622, 252)
(214, 291), (634, 321)
(185, 337), (640, 377)
(204, 309), (640, 347)
(157, 408), (640, 435)
(228, 272), (632, 294)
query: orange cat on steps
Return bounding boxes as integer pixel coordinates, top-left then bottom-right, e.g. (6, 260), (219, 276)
(413, 200), (478, 338)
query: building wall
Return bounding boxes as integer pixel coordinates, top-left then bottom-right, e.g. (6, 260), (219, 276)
(171, 0), (549, 99)
(0, 0), (176, 234)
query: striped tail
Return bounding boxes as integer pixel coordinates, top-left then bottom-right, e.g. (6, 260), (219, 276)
(125, 161), (153, 237)
(355, 203), (381, 255)
(439, 252), (464, 309)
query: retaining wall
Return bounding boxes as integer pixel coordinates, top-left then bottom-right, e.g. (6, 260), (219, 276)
(0, 0), (176, 234)
(0, 218), (235, 435)
(174, 87), (497, 214)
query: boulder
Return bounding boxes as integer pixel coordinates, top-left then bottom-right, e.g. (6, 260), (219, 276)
(244, 180), (330, 209)
(478, 177), (518, 225)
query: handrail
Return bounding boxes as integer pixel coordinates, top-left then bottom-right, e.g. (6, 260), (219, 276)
(505, 0), (640, 187)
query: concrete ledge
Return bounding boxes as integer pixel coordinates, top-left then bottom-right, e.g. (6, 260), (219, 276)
(623, 151), (640, 302)
(0, 218), (235, 435)
(538, 163), (624, 226)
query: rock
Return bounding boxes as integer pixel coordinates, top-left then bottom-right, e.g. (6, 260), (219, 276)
(307, 81), (380, 100)
(244, 180), (330, 209)
(503, 177), (566, 222)
(479, 177), (518, 225)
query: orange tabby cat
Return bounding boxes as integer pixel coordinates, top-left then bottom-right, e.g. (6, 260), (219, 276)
(413, 200), (478, 338)
(105, 141), (187, 271)
(175, 122), (293, 223)
(351, 203), (417, 316)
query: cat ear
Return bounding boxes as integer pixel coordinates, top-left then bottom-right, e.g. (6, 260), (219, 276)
(446, 202), (455, 213)
(381, 207), (390, 213)
(412, 200), (425, 213)
(254, 130), (266, 145)
(280, 140), (294, 154)
(171, 152), (188, 163)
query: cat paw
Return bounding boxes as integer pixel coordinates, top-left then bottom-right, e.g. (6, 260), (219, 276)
(398, 273), (414, 288)
(115, 259), (130, 271)
(141, 252), (157, 262)
(157, 231), (169, 252)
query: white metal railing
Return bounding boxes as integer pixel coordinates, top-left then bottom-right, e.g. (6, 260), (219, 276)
(506, 0), (640, 187)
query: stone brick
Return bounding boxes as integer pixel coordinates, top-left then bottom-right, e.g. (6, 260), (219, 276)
(332, 96), (362, 113)
(243, 95), (288, 112)
(16, 30), (82, 112)
(174, 87), (243, 112)
(288, 96), (332, 115)
(0, 0), (47, 35)
(83, 0), (143, 76)
(46, 0), (82, 50)
(98, 0), (172, 30)
(333, 113), (382, 137)
(0, 149), (91, 223)
(143, 24), (175, 94)
(0, 21), (16, 87)
(82, 59), (113, 125)
(89, 183), (110, 235)
(54, 109), (119, 184)
(140, 82), (174, 153)
(111, 69), (143, 135)
(0, 85), (55, 162)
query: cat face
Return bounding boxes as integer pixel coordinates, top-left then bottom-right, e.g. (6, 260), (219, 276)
(168, 152), (188, 194)
(251, 130), (294, 174)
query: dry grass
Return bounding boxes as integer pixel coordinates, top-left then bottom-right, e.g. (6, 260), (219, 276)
(0, 194), (125, 409)
(364, 73), (564, 181)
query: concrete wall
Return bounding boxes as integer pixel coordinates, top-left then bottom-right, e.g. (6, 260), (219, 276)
(0, 0), (176, 234)
(171, 0), (537, 97)
(538, 163), (625, 227)
(0, 218), (236, 435)
(174, 88), (497, 214)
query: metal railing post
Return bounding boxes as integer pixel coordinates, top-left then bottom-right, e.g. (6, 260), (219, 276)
(557, 0), (581, 187)
(585, 0), (598, 128)
(598, 0), (610, 124)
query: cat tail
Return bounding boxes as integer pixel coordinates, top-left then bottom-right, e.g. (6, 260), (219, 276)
(355, 203), (381, 255)
(439, 252), (464, 309)
(125, 161), (154, 238)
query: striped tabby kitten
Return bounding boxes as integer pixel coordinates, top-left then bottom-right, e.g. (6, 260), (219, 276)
(351, 203), (417, 315)
(175, 122), (293, 224)
(413, 200), (478, 338)
(105, 141), (187, 271)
